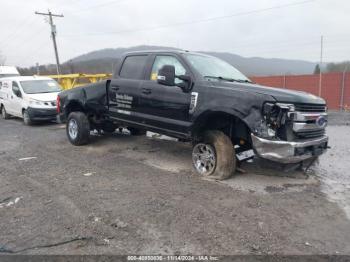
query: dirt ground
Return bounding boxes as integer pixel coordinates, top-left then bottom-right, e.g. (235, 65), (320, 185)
(0, 115), (350, 255)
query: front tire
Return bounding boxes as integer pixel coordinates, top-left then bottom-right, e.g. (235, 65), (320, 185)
(1, 105), (10, 119)
(23, 110), (33, 125)
(192, 130), (236, 180)
(67, 112), (90, 145)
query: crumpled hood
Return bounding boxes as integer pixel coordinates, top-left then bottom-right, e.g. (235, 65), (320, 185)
(212, 81), (326, 105)
(26, 92), (59, 102)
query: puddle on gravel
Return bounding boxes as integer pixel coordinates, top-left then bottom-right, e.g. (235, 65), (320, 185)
(311, 126), (350, 219)
(74, 126), (350, 217)
(147, 127), (350, 218)
(219, 162), (318, 194)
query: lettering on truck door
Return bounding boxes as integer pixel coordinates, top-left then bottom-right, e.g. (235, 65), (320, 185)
(108, 55), (149, 124)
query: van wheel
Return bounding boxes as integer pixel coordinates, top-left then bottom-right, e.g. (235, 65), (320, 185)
(23, 110), (33, 125)
(128, 127), (146, 136)
(192, 130), (236, 180)
(67, 112), (90, 145)
(1, 105), (10, 119)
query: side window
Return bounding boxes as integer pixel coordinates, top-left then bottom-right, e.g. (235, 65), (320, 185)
(119, 55), (148, 80)
(12, 81), (21, 97)
(150, 56), (186, 84)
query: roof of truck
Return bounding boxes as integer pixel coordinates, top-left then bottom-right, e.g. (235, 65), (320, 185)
(123, 50), (195, 55)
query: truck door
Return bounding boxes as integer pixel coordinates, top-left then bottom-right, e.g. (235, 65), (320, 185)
(139, 55), (191, 134)
(9, 81), (23, 117)
(108, 55), (148, 123)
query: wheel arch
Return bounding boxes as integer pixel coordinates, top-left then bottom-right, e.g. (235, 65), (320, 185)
(191, 110), (253, 146)
(64, 100), (86, 117)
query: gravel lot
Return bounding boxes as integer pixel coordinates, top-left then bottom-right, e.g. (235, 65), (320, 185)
(0, 115), (350, 255)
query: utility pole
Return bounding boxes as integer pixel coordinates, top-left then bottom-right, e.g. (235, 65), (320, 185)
(36, 62), (40, 75)
(35, 10), (63, 75)
(340, 63), (349, 111)
(318, 35), (323, 97)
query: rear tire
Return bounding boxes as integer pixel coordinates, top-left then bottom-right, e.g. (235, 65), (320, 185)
(128, 127), (146, 136)
(192, 130), (236, 180)
(23, 110), (33, 125)
(1, 105), (10, 119)
(67, 112), (90, 145)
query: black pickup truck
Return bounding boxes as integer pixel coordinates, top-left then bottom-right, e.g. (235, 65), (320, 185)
(57, 50), (328, 180)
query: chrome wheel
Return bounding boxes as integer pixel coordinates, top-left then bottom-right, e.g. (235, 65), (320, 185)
(68, 119), (78, 140)
(1, 108), (5, 118)
(192, 143), (216, 176)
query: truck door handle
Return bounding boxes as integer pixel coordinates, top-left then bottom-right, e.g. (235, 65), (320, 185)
(142, 88), (151, 94)
(111, 86), (119, 90)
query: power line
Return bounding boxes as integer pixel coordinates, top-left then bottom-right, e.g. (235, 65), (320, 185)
(0, 16), (38, 46)
(35, 10), (64, 75)
(68, 0), (128, 14)
(61, 0), (316, 37)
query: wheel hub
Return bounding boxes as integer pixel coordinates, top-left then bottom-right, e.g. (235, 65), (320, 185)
(192, 143), (216, 176)
(68, 119), (78, 139)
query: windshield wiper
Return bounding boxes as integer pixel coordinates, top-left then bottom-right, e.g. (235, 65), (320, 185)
(234, 79), (253, 83)
(204, 76), (253, 83)
(204, 76), (235, 82)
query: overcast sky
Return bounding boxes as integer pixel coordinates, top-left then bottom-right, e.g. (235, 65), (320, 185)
(1, 0), (349, 67)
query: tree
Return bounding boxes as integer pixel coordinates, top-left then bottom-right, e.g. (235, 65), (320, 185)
(326, 61), (350, 72)
(313, 64), (320, 74)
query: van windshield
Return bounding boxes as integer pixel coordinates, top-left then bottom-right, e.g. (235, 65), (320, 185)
(20, 80), (62, 94)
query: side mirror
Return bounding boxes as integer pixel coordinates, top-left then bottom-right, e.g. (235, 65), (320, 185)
(157, 65), (175, 86)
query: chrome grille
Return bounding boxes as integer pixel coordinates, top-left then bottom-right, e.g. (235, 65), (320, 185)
(294, 103), (326, 112)
(295, 129), (325, 139)
(292, 106), (327, 139)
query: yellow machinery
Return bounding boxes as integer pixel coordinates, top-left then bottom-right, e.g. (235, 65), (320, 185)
(44, 73), (112, 90)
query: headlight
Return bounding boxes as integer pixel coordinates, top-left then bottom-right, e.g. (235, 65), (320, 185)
(29, 99), (44, 106)
(276, 103), (295, 112)
(263, 102), (295, 115)
(260, 102), (295, 138)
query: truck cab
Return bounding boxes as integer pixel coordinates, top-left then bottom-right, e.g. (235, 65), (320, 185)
(58, 50), (329, 180)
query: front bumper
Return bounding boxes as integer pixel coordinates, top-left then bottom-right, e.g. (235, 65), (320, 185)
(251, 133), (328, 164)
(27, 107), (58, 121)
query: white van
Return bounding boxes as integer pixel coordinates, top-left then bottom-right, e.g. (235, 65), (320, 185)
(0, 66), (20, 78)
(0, 76), (62, 125)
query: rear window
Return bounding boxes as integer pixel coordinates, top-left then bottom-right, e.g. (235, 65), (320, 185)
(119, 55), (148, 80)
